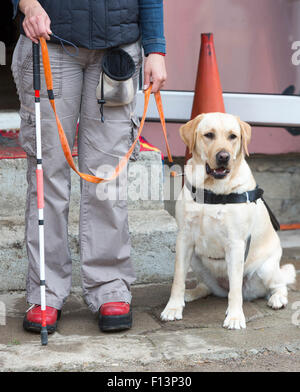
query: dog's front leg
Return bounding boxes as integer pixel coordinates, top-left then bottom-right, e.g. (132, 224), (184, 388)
(161, 231), (193, 321)
(223, 240), (246, 330)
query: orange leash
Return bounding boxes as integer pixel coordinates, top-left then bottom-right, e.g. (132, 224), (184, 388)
(39, 37), (173, 184)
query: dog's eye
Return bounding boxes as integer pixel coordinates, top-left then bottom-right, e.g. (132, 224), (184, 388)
(204, 132), (215, 139)
(229, 134), (237, 140)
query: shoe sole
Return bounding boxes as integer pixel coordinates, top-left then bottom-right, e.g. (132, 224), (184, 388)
(99, 310), (132, 332)
(23, 310), (61, 334)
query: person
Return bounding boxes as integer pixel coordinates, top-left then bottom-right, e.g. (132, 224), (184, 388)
(11, 0), (167, 332)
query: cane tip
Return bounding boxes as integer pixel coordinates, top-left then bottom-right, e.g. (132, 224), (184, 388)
(41, 327), (48, 346)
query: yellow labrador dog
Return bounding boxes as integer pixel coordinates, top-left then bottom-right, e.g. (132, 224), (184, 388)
(161, 112), (296, 329)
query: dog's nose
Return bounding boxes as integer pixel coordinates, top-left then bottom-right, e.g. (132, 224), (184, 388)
(216, 150), (230, 165)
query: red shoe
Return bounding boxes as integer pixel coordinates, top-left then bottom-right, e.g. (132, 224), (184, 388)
(23, 305), (61, 334)
(99, 302), (132, 332)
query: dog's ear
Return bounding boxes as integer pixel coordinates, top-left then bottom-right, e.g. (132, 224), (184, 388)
(179, 114), (205, 153)
(237, 117), (251, 156)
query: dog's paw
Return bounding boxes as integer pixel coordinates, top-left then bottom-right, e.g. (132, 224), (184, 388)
(161, 302), (184, 321)
(268, 292), (288, 309)
(223, 310), (246, 330)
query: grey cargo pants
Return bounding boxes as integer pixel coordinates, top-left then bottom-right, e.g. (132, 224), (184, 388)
(12, 35), (142, 312)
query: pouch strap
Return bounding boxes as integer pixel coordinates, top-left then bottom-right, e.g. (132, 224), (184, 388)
(39, 37), (173, 184)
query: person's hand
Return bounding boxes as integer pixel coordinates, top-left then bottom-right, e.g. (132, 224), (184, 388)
(19, 0), (52, 43)
(143, 53), (167, 93)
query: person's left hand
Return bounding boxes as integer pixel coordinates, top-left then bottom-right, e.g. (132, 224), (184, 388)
(143, 53), (167, 93)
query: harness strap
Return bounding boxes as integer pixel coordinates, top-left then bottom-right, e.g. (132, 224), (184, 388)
(261, 197), (281, 231)
(185, 178), (280, 231)
(39, 37), (173, 184)
(185, 178), (264, 205)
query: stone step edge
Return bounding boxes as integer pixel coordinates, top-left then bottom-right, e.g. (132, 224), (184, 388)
(0, 209), (178, 250)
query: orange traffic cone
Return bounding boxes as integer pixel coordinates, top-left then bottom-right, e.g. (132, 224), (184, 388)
(185, 33), (225, 162)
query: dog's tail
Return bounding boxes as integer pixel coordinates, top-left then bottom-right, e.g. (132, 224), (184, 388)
(281, 263), (296, 285)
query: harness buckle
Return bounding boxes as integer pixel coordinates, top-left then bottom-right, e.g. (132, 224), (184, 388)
(246, 192), (250, 204)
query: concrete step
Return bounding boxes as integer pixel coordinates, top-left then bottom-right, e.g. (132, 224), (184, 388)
(0, 209), (177, 291)
(0, 150), (178, 290)
(0, 151), (165, 217)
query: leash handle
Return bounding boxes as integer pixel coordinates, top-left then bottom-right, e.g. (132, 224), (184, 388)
(154, 92), (173, 164)
(39, 37), (174, 184)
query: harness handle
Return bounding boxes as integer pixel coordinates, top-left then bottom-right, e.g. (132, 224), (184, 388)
(39, 37), (173, 184)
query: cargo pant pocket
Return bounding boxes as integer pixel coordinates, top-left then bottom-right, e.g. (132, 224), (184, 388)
(18, 104), (62, 157)
(80, 117), (135, 202)
(18, 108), (36, 157)
(129, 114), (140, 161)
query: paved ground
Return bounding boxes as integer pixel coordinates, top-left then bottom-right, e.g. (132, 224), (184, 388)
(0, 254), (299, 372)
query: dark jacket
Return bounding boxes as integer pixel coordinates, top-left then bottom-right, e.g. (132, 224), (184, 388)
(11, 0), (166, 55)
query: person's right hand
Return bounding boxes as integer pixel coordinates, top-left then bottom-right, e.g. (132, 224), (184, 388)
(19, 0), (52, 43)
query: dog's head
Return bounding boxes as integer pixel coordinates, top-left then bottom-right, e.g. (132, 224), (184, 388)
(180, 112), (251, 180)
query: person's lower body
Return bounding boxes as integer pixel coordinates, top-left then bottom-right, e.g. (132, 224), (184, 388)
(11, 35), (142, 331)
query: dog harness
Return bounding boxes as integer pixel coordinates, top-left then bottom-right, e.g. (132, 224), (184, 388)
(185, 178), (280, 262)
(184, 178), (280, 232)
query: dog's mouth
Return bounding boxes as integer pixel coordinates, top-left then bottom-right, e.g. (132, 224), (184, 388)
(206, 163), (230, 179)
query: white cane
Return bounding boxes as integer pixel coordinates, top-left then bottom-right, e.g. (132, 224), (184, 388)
(33, 42), (48, 346)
